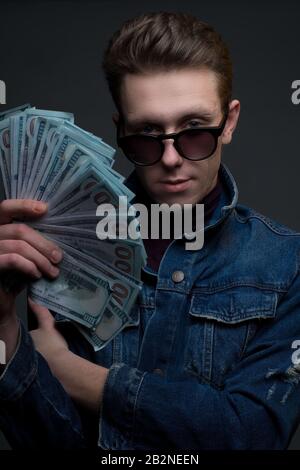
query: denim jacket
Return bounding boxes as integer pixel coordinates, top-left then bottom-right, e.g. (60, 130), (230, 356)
(1, 162), (300, 450)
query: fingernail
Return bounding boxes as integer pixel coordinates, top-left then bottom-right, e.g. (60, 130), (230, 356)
(51, 249), (63, 263)
(50, 266), (59, 277)
(33, 202), (47, 213)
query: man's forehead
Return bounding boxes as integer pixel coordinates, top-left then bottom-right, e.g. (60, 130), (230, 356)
(120, 69), (222, 125)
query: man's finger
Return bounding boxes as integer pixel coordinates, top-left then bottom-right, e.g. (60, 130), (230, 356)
(0, 199), (48, 224)
(0, 240), (60, 278)
(0, 224), (63, 265)
(0, 253), (42, 279)
(28, 297), (55, 330)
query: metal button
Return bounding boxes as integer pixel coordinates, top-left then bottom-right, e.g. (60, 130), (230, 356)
(172, 270), (185, 283)
(153, 368), (164, 376)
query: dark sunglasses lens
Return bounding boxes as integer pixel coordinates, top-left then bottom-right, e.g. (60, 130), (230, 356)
(178, 130), (216, 160)
(120, 135), (161, 165)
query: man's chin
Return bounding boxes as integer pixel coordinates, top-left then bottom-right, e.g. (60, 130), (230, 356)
(153, 194), (195, 207)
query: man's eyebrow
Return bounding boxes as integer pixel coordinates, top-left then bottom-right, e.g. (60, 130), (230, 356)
(126, 109), (215, 127)
(177, 111), (215, 123)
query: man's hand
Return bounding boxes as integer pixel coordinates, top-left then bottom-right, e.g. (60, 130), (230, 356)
(0, 199), (63, 365)
(29, 298), (69, 361)
(29, 298), (109, 414)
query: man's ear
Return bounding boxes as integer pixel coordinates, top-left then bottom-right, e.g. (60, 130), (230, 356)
(221, 100), (240, 145)
(112, 112), (119, 127)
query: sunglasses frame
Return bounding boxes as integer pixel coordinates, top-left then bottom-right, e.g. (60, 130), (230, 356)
(117, 112), (228, 166)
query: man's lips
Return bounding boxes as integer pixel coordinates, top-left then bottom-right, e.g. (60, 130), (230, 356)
(159, 178), (192, 192)
(160, 178), (191, 184)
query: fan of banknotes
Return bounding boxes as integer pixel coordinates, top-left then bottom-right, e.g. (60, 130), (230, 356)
(0, 104), (147, 351)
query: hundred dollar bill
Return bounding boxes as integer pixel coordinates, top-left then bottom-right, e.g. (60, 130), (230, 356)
(41, 145), (96, 202)
(44, 216), (141, 248)
(76, 298), (132, 351)
(50, 240), (142, 323)
(29, 223), (146, 278)
(10, 110), (35, 198)
(29, 250), (113, 328)
(105, 166), (125, 183)
(27, 118), (72, 198)
(46, 164), (132, 215)
(19, 109), (74, 198)
(34, 121), (115, 201)
(48, 177), (118, 216)
(0, 119), (11, 198)
(0, 104), (31, 121)
(60, 155), (133, 200)
(41, 148), (121, 204)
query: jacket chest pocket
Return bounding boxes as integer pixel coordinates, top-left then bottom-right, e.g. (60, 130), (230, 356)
(184, 286), (278, 388)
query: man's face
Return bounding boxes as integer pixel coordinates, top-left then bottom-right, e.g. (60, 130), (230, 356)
(117, 68), (239, 205)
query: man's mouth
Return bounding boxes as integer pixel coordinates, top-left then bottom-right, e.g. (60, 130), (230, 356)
(159, 178), (191, 192)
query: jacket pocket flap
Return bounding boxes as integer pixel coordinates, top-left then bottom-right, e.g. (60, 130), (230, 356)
(189, 286), (278, 323)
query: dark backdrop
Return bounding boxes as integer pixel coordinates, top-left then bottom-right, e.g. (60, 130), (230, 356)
(0, 0), (300, 450)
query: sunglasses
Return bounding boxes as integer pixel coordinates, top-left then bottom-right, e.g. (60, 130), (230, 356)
(117, 112), (228, 166)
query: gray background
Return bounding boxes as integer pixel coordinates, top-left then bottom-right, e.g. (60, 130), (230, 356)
(0, 0), (300, 450)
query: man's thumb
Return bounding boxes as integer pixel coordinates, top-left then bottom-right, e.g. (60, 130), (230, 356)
(28, 297), (55, 330)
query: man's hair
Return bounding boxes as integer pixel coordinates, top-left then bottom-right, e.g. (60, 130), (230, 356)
(102, 11), (233, 115)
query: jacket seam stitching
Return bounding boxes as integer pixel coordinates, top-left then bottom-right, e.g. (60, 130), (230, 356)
(130, 370), (147, 448)
(234, 212), (300, 237)
(157, 283), (288, 294)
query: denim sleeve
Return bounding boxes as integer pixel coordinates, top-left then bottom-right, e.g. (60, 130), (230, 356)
(99, 271), (300, 450)
(0, 321), (88, 449)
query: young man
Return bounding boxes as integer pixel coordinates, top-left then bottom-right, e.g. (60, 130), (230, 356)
(1, 12), (300, 450)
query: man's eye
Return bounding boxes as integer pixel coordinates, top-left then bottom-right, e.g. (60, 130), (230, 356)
(141, 125), (165, 135)
(137, 124), (156, 134)
(187, 120), (203, 128)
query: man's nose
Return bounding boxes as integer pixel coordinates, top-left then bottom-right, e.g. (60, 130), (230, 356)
(160, 139), (183, 167)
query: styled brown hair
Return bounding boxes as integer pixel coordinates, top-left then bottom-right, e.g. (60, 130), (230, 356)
(102, 11), (233, 115)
